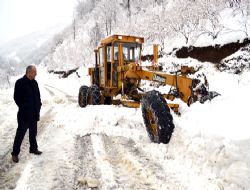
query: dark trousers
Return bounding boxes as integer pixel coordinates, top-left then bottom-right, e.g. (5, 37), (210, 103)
(12, 119), (38, 156)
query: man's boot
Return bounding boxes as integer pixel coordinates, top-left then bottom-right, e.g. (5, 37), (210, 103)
(30, 150), (42, 155)
(12, 155), (19, 163)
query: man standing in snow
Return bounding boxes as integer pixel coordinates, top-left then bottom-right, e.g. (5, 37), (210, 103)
(11, 65), (42, 163)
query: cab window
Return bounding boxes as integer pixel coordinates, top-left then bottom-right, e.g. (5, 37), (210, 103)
(99, 47), (104, 66)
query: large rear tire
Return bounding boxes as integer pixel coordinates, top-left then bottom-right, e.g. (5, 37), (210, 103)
(78, 85), (89, 108)
(88, 85), (100, 105)
(141, 90), (175, 144)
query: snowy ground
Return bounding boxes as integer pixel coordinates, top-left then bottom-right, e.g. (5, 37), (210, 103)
(0, 62), (250, 190)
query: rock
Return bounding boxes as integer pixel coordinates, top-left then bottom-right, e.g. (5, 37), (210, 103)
(86, 177), (100, 188)
(78, 176), (100, 188)
(78, 177), (87, 185)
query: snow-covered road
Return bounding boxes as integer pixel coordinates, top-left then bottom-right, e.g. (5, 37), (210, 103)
(1, 65), (250, 190)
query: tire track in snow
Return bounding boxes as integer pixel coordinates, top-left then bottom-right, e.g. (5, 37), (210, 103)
(43, 84), (76, 103)
(72, 135), (101, 190)
(91, 134), (117, 190)
(0, 98), (17, 161)
(90, 133), (184, 190)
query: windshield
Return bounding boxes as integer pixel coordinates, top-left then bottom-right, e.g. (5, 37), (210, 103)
(114, 43), (141, 62)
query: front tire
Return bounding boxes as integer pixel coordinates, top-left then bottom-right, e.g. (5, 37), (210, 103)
(88, 85), (100, 105)
(78, 85), (89, 108)
(141, 90), (175, 144)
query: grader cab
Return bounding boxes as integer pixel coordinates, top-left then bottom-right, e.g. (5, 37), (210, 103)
(78, 35), (218, 144)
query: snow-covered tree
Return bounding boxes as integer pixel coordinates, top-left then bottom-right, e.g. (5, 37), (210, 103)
(227, 0), (242, 7)
(89, 22), (103, 47)
(197, 0), (228, 40)
(231, 0), (250, 37)
(162, 0), (201, 44)
(94, 0), (119, 36)
(75, 0), (96, 19)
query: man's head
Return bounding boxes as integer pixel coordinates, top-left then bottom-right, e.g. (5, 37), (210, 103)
(26, 65), (37, 80)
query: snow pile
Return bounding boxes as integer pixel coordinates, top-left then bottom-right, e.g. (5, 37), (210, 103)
(219, 43), (250, 74)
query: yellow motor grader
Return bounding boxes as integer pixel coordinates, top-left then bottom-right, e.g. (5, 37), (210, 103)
(78, 35), (218, 144)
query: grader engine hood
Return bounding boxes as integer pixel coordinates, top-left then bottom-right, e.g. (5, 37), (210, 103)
(124, 63), (141, 80)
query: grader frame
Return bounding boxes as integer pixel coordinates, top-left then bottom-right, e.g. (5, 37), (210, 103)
(88, 35), (197, 107)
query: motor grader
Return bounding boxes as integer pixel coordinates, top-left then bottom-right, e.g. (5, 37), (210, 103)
(78, 35), (218, 144)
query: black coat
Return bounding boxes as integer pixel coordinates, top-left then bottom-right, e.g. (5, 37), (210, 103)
(14, 75), (42, 121)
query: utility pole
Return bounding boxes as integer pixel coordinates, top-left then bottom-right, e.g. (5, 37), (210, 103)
(73, 11), (76, 41)
(73, 18), (76, 41)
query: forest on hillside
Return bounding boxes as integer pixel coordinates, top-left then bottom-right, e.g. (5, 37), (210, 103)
(0, 0), (249, 87)
(72, 0), (249, 48)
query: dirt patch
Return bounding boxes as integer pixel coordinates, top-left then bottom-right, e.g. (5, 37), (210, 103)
(175, 38), (250, 63)
(217, 44), (250, 74)
(141, 54), (163, 62)
(48, 67), (79, 78)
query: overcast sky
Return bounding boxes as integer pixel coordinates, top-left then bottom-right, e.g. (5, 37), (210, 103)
(0, 0), (77, 44)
